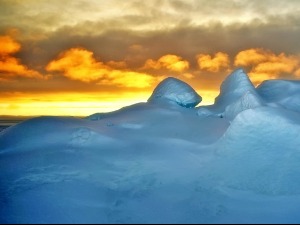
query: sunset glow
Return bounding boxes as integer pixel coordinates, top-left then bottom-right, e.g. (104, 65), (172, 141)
(0, 92), (151, 116)
(1, 0), (300, 116)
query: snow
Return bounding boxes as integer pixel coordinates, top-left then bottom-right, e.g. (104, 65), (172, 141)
(257, 79), (300, 112)
(224, 90), (264, 120)
(148, 77), (202, 108)
(197, 107), (214, 117)
(197, 107), (219, 118)
(213, 68), (256, 113)
(216, 107), (300, 195)
(85, 113), (105, 121)
(1, 69), (300, 223)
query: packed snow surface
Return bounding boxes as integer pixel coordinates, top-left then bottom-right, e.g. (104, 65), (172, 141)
(1, 69), (300, 223)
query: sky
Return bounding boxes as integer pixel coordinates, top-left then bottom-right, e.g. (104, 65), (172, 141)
(1, 0), (300, 116)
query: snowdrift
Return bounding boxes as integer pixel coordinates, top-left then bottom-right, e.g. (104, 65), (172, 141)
(1, 70), (300, 223)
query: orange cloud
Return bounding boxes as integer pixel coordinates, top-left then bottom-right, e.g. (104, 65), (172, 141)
(234, 48), (300, 83)
(234, 48), (269, 66)
(0, 35), (43, 79)
(182, 73), (195, 79)
(143, 54), (189, 72)
(46, 48), (108, 82)
(196, 52), (230, 72)
(0, 35), (21, 55)
(46, 48), (157, 88)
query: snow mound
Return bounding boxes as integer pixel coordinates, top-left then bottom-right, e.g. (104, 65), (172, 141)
(224, 90), (264, 120)
(257, 80), (300, 112)
(216, 107), (300, 195)
(148, 77), (202, 108)
(213, 69), (256, 112)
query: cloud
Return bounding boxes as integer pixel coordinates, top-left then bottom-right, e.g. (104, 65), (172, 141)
(11, 8), (300, 77)
(46, 47), (158, 88)
(143, 54), (189, 72)
(123, 44), (150, 68)
(0, 35), (44, 79)
(196, 52), (230, 72)
(2, 0), (300, 117)
(106, 60), (127, 69)
(2, 0), (300, 35)
(182, 73), (195, 79)
(46, 48), (108, 82)
(0, 35), (20, 55)
(234, 48), (300, 83)
(234, 48), (269, 66)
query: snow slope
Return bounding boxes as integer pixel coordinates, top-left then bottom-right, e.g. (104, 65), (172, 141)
(1, 69), (300, 223)
(217, 107), (300, 195)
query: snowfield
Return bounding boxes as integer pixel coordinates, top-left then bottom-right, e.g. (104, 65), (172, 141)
(1, 69), (300, 223)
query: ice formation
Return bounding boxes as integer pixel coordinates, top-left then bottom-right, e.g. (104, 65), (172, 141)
(1, 69), (300, 223)
(213, 69), (256, 112)
(224, 90), (264, 120)
(148, 77), (202, 108)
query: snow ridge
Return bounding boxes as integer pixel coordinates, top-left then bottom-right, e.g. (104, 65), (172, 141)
(213, 69), (256, 112)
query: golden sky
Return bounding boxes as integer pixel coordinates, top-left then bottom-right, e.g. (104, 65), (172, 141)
(1, 0), (300, 116)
